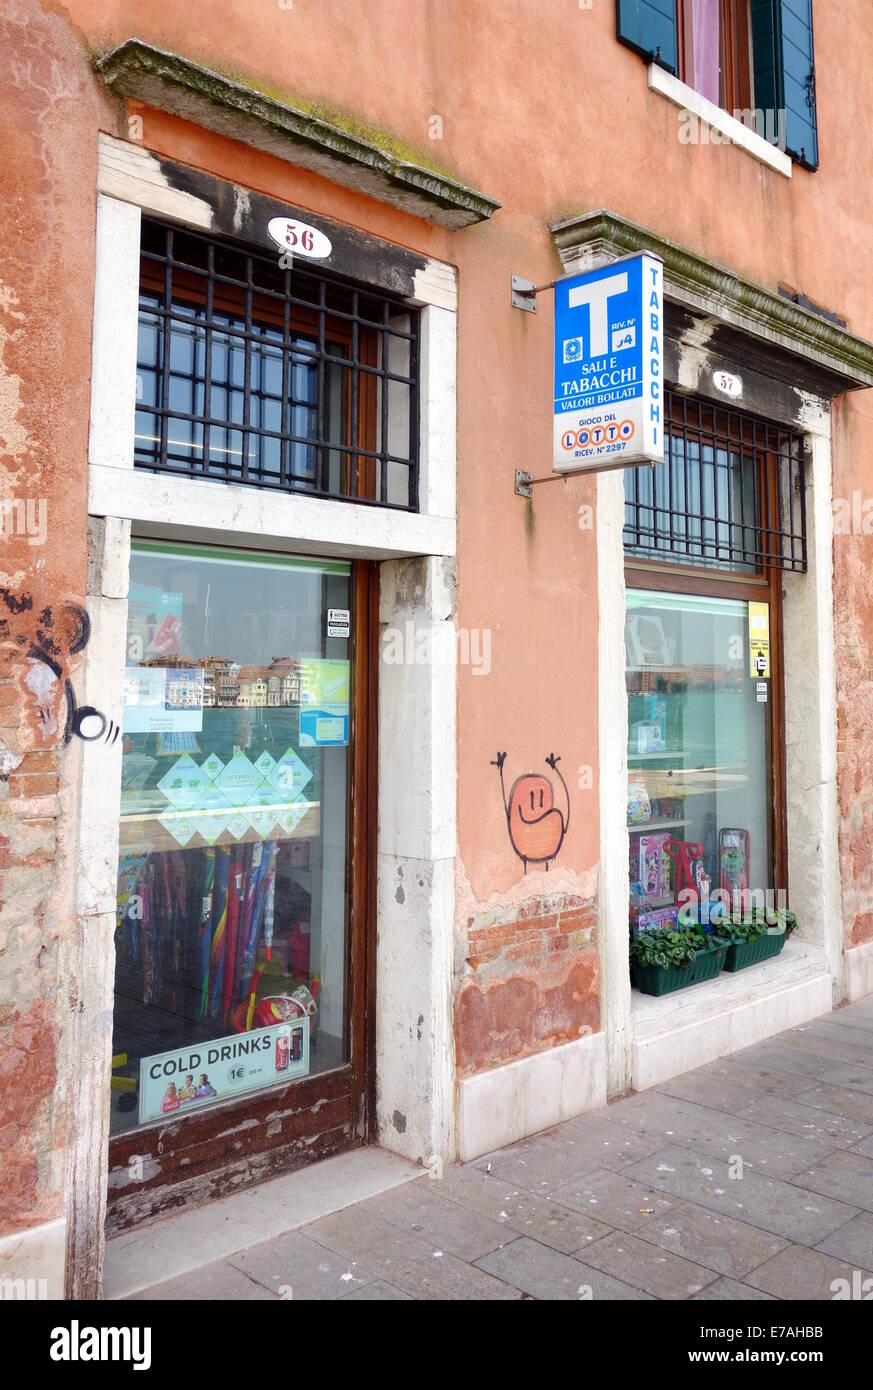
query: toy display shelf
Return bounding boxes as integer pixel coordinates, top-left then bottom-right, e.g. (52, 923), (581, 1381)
(627, 818), (688, 833)
(118, 803), (321, 854)
(633, 765), (750, 798)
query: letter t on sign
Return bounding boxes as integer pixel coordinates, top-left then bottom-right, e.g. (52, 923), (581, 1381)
(568, 271), (629, 357)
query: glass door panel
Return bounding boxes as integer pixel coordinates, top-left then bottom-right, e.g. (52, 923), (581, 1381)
(111, 543), (353, 1132)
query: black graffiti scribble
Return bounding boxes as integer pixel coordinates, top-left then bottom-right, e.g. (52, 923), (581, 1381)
(0, 589), (119, 747)
(491, 750), (570, 875)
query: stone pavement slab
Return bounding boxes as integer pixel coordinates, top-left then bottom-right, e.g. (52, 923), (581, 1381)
(655, 1070), (776, 1114)
(125, 1259), (277, 1301)
(470, 1120), (658, 1191)
(775, 1029), (873, 1068)
(341, 1279), (411, 1300)
(296, 1205), (522, 1300)
(691, 1277), (775, 1300)
(814, 1211), (873, 1267)
(579, 1229), (719, 1300)
(692, 1057), (821, 1098)
(789, 1149), (873, 1211)
(743, 1244), (873, 1300)
(604, 1088), (833, 1176)
(474, 1236), (652, 1300)
(633, 1201), (789, 1279)
(734, 1092), (873, 1147)
(792, 1081), (873, 1125)
(429, 1163), (614, 1254)
(355, 1182), (509, 1262)
(814, 1061), (873, 1096)
(228, 1230), (378, 1299)
(622, 1143), (860, 1244)
(548, 1167), (679, 1232)
(115, 995), (873, 1300)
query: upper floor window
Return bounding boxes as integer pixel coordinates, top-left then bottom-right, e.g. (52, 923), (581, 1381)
(677, 0), (752, 111)
(623, 391), (807, 573)
(616, 0), (818, 168)
(135, 219), (419, 510)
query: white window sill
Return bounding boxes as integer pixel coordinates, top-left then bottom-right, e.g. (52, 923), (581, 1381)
(648, 64), (792, 179)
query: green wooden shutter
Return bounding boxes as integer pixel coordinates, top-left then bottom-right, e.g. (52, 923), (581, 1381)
(779, 0), (818, 168)
(751, 0), (818, 170)
(616, 0), (678, 74)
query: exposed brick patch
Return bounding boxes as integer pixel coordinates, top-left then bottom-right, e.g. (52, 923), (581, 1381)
(850, 911), (873, 947)
(7, 772), (60, 798)
(455, 948), (600, 1076)
(0, 1001), (57, 1231)
(464, 894), (596, 982)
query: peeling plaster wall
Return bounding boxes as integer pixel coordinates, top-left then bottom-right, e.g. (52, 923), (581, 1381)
(377, 556), (456, 1167)
(0, 0), (113, 1294)
(832, 398), (873, 955)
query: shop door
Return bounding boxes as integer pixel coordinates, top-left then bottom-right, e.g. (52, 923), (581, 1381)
(106, 542), (375, 1230)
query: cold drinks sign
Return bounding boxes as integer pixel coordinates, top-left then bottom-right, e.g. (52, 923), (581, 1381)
(553, 252), (664, 474)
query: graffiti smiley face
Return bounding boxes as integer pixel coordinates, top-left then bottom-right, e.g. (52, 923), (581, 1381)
(508, 773), (564, 867)
(490, 751), (570, 876)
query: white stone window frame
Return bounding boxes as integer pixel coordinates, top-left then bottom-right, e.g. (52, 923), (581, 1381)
(596, 395), (842, 1097)
(647, 63), (793, 179)
(75, 145), (459, 1277)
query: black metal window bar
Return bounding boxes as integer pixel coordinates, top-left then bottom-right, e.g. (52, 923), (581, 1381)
(624, 392), (807, 573)
(135, 218), (420, 509)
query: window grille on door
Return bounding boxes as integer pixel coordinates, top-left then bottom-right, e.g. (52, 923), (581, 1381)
(623, 391), (807, 573)
(135, 219), (420, 510)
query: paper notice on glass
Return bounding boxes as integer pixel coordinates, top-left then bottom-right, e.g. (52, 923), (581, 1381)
(299, 658), (350, 746)
(138, 1019), (309, 1125)
(123, 666), (205, 733)
(748, 602), (771, 680)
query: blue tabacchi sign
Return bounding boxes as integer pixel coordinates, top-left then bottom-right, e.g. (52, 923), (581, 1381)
(553, 252), (664, 474)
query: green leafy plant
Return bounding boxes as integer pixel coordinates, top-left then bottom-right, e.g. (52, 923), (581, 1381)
(630, 928), (709, 971)
(749, 906), (797, 936)
(721, 916), (768, 945)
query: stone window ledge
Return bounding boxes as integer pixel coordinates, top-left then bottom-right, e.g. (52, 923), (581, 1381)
(648, 63), (792, 180)
(97, 40), (500, 230)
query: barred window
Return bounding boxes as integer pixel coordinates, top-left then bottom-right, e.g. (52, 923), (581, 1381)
(135, 219), (419, 509)
(624, 392), (807, 573)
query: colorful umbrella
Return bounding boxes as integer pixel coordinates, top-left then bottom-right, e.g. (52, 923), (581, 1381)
(209, 847), (231, 1020)
(197, 847), (216, 1017)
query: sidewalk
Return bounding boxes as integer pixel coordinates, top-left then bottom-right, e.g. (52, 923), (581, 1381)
(117, 997), (873, 1301)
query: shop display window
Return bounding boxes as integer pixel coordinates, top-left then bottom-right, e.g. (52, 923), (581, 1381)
(626, 589), (773, 943)
(111, 542), (353, 1132)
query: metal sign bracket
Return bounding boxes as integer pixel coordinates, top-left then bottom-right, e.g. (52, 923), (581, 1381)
(511, 276), (556, 313)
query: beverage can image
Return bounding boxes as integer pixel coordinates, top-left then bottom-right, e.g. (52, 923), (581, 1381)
(275, 1030), (290, 1072)
(291, 1026), (303, 1062)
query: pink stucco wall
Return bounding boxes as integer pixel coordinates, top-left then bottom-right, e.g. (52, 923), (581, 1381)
(2, 0), (872, 1241)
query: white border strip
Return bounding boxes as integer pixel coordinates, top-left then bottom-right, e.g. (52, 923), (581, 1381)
(648, 64), (793, 179)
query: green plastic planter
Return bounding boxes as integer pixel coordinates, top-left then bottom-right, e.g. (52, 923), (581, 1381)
(631, 938), (727, 997)
(723, 929), (787, 972)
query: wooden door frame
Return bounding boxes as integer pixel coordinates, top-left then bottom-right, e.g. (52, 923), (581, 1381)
(105, 553), (378, 1234)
